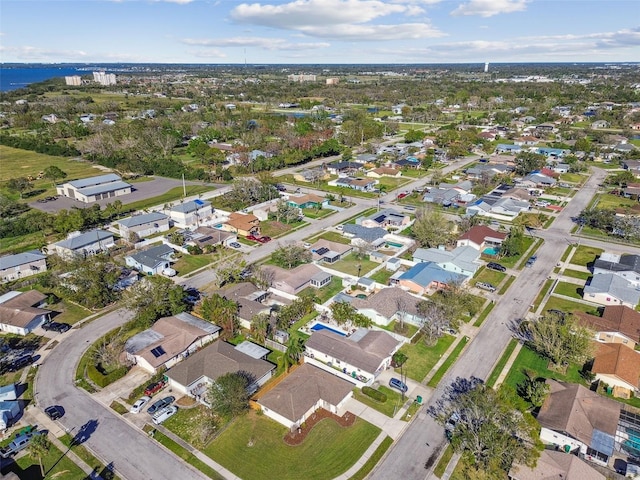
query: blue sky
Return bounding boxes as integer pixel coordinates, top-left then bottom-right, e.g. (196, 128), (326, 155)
(1, 0), (639, 64)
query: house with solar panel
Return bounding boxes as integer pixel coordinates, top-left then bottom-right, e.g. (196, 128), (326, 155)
(168, 199), (212, 229)
(123, 312), (221, 373)
(56, 173), (132, 203)
(359, 208), (410, 230)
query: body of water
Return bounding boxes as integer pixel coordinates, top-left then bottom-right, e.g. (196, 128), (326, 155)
(0, 66), (87, 91)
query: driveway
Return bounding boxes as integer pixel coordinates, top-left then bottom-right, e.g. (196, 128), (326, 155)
(35, 308), (209, 480)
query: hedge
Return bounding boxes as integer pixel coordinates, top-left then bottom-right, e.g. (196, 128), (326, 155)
(86, 364), (129, 388)
(362, 386), (387, 403)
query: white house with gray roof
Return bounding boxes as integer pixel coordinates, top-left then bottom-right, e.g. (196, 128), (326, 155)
(593, 253), (640, 288)
(413, 245), (480, 277)
(359, 208), (409, 229)
(341, 224), (388, 244)
(583, 274), (640, 309)
(0, 251), (47, 283)
(169, 199), (212, 228)
(56, 173), (132, 203)
(51, 230), (115, 259)
(125, 244), (174, 275)
(117, 212), (170, 239)
(341, 287), (425, 326)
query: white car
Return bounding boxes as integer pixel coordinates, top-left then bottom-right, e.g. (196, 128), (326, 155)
(152, 405), (178, 425)
(130, 396), (151, 414)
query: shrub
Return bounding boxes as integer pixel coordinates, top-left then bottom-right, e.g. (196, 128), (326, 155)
(362, 386), (387, 403)
(87, 364), (129, 388)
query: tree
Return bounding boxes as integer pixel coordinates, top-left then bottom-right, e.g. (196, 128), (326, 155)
(43, 165), (67, 186)
(62, 255), (121, 309)
(92, 330), (125, 370)
(518, 370), (550, 407)
(28, 433), (52, 477)
(513, 152), (546, 176)
(405, 129), (426, 143)
(271, 244), (311, 269)
(412, 207), (454, 247)
(417, 300), (451, 345)
(284, 337), (305, 371)
(123, 276), (188, 326)
(330, 301), (372, 328)
(524, 313), (595, 368)
(208, 372), (251, 418)
(200, 294), (239, 339)
(272, 199), (300, 224)
(500, 225), (525, 258)
(250, 313), (270, 344)
(430, 377), (541, 475)
(7, 177), (32, 198)
(351, 238), (375, 260)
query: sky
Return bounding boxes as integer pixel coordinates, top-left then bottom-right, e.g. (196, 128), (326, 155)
(1, 0), (639, 64)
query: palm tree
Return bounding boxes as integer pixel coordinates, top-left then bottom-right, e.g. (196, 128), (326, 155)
(28, 433), (51, 477)
(284, 337), (305, 372)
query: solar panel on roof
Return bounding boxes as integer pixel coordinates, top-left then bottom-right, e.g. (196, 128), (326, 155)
(373, 215), (386, 223)
(199, 236), (213, 242)
(316, 247), (329, 255)
(194, 199), (205, 206)
(151, 346), (166, 358)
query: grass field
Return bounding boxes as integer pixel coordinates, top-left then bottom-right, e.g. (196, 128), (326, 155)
(206, 411), (380, 480)
(427, 336), (469, 387)
(486, 339), (518, 388)
(473, 267), (506, 286)
(594, 193), (639, 209)
(542, 296), (601, 316)
(369, 268), (395, 285)
(352, 386), (404, 417)
(305, 231), (352, 244)
(2, 438), (88, 479)
(173, 253), (215, 275)
(562, 269), (591, 280)
(553, 281), (583, 299)
(303, 208), (335, 220)
(395, 335), (456, 382)
(329, 253), (378, 276)
(570, 245), (603, 267)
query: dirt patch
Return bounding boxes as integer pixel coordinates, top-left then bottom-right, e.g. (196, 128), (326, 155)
(176, 396), (198, 408)
(283, 408), (355, 446)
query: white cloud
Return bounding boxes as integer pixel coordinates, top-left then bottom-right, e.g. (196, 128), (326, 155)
(190, 49), (227, 58)
(181, 37), (330, 50)
(0, 45), (88, 61)
(300, 23), (444, 41)
(451, 0), (528, 17)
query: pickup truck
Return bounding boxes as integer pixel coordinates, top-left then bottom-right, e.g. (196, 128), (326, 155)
(0, 430), (41, 458)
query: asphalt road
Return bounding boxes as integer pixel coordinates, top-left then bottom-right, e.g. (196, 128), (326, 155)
(368, 167), (614, 480)
(35, 309), (209, 480)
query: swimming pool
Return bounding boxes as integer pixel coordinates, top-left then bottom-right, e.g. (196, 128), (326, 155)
(483, 247), (500, 256)
(310, 322), (347, 337)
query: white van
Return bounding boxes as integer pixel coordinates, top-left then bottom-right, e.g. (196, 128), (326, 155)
(152, 405), (178, 425)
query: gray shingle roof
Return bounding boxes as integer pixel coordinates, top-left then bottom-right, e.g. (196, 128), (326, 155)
(585, 274), (640, 306)
(341, 224), (387, 242)
(67, 173), (122, 189)
(118, 212), (168, 228)
(127, 244), (174, 270)
(0, 251), (46, 270)
(170, 200), (211, 214)
(54, 230), (114, 250)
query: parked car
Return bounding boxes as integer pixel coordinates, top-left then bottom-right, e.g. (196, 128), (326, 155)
(246, 235), (259, 242)
(525, 255), (537, 268)
(388, 377), (408, 393)
(143, 381), (166, 397)
(486, 262), (506, 272)
(0, 431), (43, 459)
(147, 396), (175, 415)
(7, 354), (34, 372)
(303, 242), (311, 249)
(130, 396), (152, 414)
(152, 405), (178, 425)
(229, 242), (242, 249)
(475, 282), (496, 293)
(44, 405), (64, 420)
(42, 321), (71, 333)
(276, 184), (287, 192)
(257, 236), (271, 243)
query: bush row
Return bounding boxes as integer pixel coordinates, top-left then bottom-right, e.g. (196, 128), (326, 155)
(362, 386), (387, 403)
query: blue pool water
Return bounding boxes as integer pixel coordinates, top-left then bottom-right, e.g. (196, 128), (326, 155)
(310, 323), (346, 336)
(483, 247), (500, 255)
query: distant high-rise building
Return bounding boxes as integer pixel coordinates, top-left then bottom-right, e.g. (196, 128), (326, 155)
(65, 75), (82, 86)
(93, 71), (117, 86)
(287, 74), (316, 82)
(484, 62), (489, 73)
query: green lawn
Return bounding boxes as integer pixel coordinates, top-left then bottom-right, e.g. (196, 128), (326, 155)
(496, 237), (535, 269)
(531, 279), (553, 312)
(562, 269), (591, 280)
(434, 444), (455, 478)
(369, 268), (395, 285)
(298, 276), (344, 304)
(261, 219), (308, 238)
(348, 436), (393, 480)
(2, 438), (88, 479)
(498, 276), (516, 295)
(395, 335), (456, 382)
(542, 296), (601, 316)
(306, 231), (351, 244)
(473, 302), (494, 328)
(376, 176), (412, 189)
(594, 193), (639, 210)
(486, 339), (518, 388)
(206, 411), (381, 480)
(570, 245), (603, 267)
(0, 230), (51, 255)
(553, 281), (583, 299)
(329, 253), (378, 276)
(352, 386), (405, 417)
(559, 172), (586, 184)
(380, 320), (419, 339)
(123, 185), (213, 212)
(427, 336), (469, 387)
(163, 404), (212, 447)
(473, 267), (506, 286)
(303, 208), (335, 220)
(173, 253), (215, 275)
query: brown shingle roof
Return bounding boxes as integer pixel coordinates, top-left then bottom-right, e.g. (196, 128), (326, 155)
(536, 380), (620, 445)
(257, 363), (353, 424)
(0, 291), (50, 329)
(592, 343), (640, 389)
(265, 263), (326, 292)
(226, 212), (259, 232)
(576, 306), (640, 342)
(288, 193), (325, 205)
(350, 287), (422, 320)
(509, 449), (605, 480)
(457, 225), (507, 245)
(166, 340), (274, 388)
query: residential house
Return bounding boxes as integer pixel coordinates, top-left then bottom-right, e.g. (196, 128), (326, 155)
(367, 167), (401, 178)
(169, 200), (212, 229)
(423, 187), (460, 206)
(394, 157), (422, 169)
(537, 380), (621, 464)
(305, 327), (401, 384)
(592, 120), (611, 129)
(622, 183), (640, 200)
(330, 177), (377, 192)
(123, 312), (221, 373)
(0, 384), (19, 430)
(0, 290), (51, 336)
(593, 253), (640, 287)
(326, 161), (363, 176)
(508, 449), (605, 480)
(513, 137), (539, 146)
(216, 282), (271, 329)
(591, 343), (640, 395)
(456, 225), (507, 251)
(341, 225), (388, 245)
(166, 340), (275, 399)
(257, 363), (353, 429)
(466, 196), (530, 219)
(615, 144), (636, 154)
(359, 209), (409, 229)
(56, 173), (132, 203)
(234, 341), (270, 360)
(386, 257), (402, 272)
(310, 240), (352, 264)
(125, 244), (174, 276)
(536, 147), (569, 159)
(465, 163), (512, 180)
(413, 246), (480, 277)
(287, 194), (328, 210)
(575, 306), (640, 348)
(495, 144), (522, 154)
(583, 274), (640, 308)
(293, 168), (329, 183)
(117, 212), (170, 240)
(397, 262), (465, 294)
(623, 160), (640, 178)
(0, 251), (47, 283)
(347, 287), (424, 326)
(355, 154), (378, 164)
(51, 229), (115, 259)
(519, 172), (557, 188)
(220, 212), (260, 238)
(186, 226), (237, 249)
(266, 263), (333, 295)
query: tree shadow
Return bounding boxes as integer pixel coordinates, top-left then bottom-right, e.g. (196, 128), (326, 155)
(72, 419), (99, 445)
(23, 189), (47, 199)
(83, 462), (116, 480)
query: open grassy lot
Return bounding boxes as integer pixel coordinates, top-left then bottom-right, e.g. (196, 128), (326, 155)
(395, 335), (456, 382)
(376, 176), (412, 189)
(542, 296), (601, 316)
(594, 193), (639, 210)
(261, 220), (308, 238)
(486, 339), (519, 388)
(353, 385), (404, 417)
(369, 268), (395, 285)
(553, 281), (583, 299)
(0, 145), (103, 199)
(473, 267), (506, 286)
(303, 208), (335, 219)
(1, 437), (87, 480)
(306, 230), (351, 244)
(298, 276), (344, 304)
(173, 253), (215, 275)
(123, 185), (213, 213)
(329, 253), (378, 276)
(562, 269), (591, 280)
(206, 411), (380, 480)
(427, 336), (468, 387)
(559, 172), (587, 184)
(570, 245), (603, 267)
